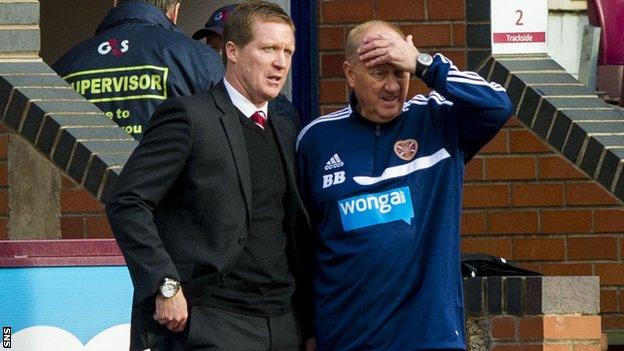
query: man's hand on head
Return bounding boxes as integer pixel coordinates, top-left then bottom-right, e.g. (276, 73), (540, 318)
(154, 287), (188, 332)
(357, 32), (420, 74)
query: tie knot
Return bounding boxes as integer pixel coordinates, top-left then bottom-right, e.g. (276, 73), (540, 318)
(250, 111), (266, 129)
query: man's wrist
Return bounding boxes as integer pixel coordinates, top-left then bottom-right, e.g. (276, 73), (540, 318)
(415, 52), (433, 78)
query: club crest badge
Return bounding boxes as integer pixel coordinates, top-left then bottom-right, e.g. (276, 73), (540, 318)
(394, 139), (418, 161)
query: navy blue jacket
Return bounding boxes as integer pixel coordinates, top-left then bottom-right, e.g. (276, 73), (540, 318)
(52, 1), (224, 140)
(297, 54), (513, 350)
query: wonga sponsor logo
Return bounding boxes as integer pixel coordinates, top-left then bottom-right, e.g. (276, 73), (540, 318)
(338, 186), (414, 231)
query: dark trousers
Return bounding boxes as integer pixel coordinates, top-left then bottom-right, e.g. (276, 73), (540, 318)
(152, 306), (302, 351)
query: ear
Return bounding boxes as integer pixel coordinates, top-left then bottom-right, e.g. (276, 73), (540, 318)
(344, 61), (356, 89)
(166, 2), (181, 24)
(225, 41), (239, 65)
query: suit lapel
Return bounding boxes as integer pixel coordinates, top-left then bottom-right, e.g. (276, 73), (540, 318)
(269, 103), (297, 182)
(212, 82), (252, 225)
(269, 102), (313, 237)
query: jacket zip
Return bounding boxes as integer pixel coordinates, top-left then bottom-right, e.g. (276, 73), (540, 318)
(372, 123), (381, 173)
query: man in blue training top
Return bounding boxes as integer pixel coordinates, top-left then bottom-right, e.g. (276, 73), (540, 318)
(296, 20), (513, 350)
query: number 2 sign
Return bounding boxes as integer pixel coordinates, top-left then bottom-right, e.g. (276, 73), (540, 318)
(491, 0), (548, 54)
(515, 10), (524, 25)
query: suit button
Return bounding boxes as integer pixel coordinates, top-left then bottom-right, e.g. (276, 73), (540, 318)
(238, 236), (248, 245)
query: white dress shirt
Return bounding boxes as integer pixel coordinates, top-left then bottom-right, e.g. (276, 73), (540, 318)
(223, 78), (268, 120)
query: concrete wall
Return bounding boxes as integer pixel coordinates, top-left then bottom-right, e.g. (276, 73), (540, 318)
(547, 11), (588, 78)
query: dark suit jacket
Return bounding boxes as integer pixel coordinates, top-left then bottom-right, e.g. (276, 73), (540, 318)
(105, 82), (314, 350)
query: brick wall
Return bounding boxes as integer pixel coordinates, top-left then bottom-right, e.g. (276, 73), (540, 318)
(462, 117), (624, 331)
(468, 22), (624, 340)
(489, 315), (603, 350)
(0, 61), (133, 240)
(0, 0), (123, 240)
(465, 276), (603, 350)
(60, 174), (112, 239)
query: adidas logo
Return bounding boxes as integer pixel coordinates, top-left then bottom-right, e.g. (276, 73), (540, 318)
(324, 153), (344, 170)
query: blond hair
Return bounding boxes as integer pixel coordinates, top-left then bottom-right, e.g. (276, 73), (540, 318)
(222, 0), (295, 66)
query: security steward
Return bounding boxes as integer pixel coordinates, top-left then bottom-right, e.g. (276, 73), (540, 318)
(52, 0), (224, 140)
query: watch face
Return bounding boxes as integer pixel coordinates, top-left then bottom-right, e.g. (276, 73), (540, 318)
(415, 53), (433, 77)
(418, 53), (433, 66)
(160, 280), (178, 298)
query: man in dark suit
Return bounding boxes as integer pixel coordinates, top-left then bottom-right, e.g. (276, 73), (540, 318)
(105, 2), (313, 350)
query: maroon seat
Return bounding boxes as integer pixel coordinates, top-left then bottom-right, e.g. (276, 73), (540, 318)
(588, 0), (624, 105)
(588, 0), (624, 65)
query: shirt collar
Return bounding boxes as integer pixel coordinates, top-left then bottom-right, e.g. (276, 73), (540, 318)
(223, 78), (268, 119)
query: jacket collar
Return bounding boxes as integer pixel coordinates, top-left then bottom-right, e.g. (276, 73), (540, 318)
(96, 0), (180, 35)
(348, 90), (403, 131)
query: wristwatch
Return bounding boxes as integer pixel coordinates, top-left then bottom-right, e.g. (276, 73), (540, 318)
(158, 277), (180, 298)
(415, 53), (434, 78)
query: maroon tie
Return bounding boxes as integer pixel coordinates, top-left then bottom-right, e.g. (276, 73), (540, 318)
(250, 111), (266, 129)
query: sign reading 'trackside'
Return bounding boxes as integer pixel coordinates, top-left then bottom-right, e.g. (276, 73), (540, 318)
(491, 0), (548, 54)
